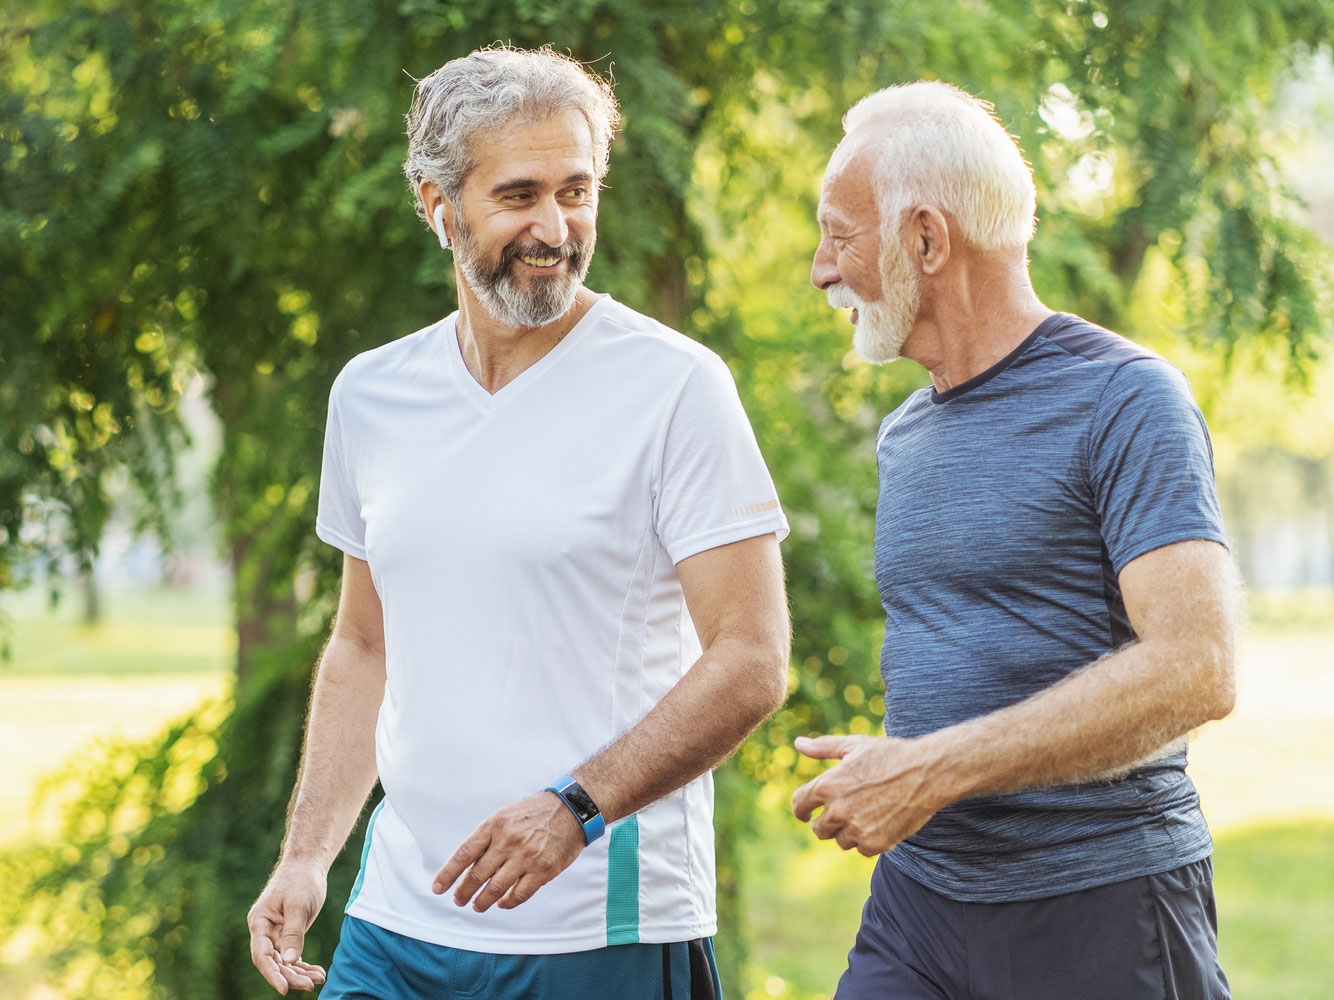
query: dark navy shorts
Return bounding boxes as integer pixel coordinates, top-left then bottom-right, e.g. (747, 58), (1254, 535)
(320, 915), (722, 1000)
(836, 855), (1230, 1000)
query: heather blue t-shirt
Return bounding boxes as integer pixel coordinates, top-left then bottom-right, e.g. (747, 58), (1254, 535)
(874, 312), (1228, 902)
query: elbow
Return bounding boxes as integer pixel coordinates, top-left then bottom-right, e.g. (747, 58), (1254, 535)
(1204, 673), (1236, 722)
(747, 642), (791, 726)
(761, 651), (790, 718)
(1196, 645), (1237, 722)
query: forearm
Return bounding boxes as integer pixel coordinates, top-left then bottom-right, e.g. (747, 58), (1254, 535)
(280, 635), (385, 872)
(923, 634), (1235, 806)
(574, 635), (786, 823)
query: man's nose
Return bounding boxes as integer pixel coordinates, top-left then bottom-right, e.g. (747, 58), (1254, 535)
(530, 196), (569, 248)
(811, 237), (838, 291)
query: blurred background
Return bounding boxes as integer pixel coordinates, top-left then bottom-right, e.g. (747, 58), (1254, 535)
(2, 1), (1332, 998)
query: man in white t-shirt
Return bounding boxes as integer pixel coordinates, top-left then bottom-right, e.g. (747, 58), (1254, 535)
(246, 44), (790, 999)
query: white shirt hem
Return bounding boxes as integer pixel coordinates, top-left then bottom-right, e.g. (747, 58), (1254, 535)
(346, 899), (718, 953)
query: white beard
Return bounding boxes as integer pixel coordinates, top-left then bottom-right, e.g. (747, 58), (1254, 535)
(827, 242), (920, 365)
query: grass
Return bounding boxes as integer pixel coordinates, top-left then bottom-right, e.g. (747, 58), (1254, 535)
(1214, 821), (1334, 1000)
(0, 583), (234, 676)
(0, 584), (234, 846)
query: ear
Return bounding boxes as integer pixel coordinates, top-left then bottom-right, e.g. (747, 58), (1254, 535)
(909, 205), (951, 276)
(419, 181), (455, 247)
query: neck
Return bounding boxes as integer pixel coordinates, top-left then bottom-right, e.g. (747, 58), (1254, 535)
(902, 255), (1052, 394)
(455, 283), (598, 394)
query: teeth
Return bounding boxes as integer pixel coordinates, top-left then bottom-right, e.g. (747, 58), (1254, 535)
(519, 255), (560, 268)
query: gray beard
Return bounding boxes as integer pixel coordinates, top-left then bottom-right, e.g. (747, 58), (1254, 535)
(452, 214), (592, 328)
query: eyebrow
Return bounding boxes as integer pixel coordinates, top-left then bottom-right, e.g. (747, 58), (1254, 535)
(489, 172), (593, 196)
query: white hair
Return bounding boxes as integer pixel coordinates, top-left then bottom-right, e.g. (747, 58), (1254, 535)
(843, 81), (1036, 250)
(403, 44), (620, 219)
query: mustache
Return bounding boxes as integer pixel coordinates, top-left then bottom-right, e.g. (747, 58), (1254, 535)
(826, 284), (863, 309)
(501, 238), (585, 267)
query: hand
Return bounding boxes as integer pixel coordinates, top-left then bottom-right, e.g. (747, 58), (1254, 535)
(791, 733), (950, 856)
(247, 858), (329, 995)
(433, 792), (586, 912)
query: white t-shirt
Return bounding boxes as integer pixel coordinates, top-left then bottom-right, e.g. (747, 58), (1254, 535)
(315, 294), (788, 954)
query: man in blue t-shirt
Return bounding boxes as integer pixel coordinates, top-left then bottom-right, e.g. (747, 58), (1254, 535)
(793, 81), (1237, 999)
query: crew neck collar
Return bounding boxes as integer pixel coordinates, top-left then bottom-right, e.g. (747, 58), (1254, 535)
(929, 313), (1069, 404)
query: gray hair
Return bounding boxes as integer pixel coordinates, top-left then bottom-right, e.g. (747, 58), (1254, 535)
(403, 45), (621, 220)
(843, 81), (1036, 250)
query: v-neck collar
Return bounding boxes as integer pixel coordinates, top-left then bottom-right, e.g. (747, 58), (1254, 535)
(445, 294), (610, 412)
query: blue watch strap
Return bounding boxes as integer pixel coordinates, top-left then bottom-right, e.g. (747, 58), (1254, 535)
(544, 775), (606, 845)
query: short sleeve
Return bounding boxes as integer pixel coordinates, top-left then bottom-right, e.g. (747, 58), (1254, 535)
(315, 375), (368, 560)
(1089, 359), (1227, 573)
(654, 353), (789, 564)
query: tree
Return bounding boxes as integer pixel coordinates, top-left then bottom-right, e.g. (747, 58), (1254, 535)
(2, 1), (1331, 997)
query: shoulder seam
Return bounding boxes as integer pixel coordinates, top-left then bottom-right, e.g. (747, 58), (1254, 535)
(877, 391), (924, 450)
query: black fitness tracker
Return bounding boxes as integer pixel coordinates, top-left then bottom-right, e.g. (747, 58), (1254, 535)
(544, 775), (606, 844)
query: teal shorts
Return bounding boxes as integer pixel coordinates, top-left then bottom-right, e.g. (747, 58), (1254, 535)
(321, 915), (722, 1000)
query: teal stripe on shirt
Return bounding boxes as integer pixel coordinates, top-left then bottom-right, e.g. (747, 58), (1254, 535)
(345, 799), (386, 912)
(605, 816), (640, 945)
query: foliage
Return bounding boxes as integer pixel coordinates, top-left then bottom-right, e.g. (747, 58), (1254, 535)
(0, 639), (367, 1000)
(3, 0), (1333, 997)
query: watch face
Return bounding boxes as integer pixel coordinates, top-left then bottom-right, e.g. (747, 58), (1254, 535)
(564, 783), (600, 824)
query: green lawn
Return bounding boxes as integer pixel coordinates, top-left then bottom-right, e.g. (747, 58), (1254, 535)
(1214, 821), (1334, 1000)
(0, 584), (234, 676)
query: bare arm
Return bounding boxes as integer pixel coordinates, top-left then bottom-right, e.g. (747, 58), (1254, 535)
(792, 539), (1239, 855)
(434, 533), (790, 911)
(247, 554), (386, 994)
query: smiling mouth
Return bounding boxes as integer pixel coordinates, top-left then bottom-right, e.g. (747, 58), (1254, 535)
(850, 307), (859, 325)
(517, 253), (563, 269)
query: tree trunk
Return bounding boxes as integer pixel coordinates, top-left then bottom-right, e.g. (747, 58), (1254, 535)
(230, 531), (297, 687)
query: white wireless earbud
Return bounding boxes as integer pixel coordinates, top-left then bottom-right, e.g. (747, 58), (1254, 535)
(433, 203), (451, 250)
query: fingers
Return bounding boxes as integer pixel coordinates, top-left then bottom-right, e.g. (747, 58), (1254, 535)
(433, 826), (492, 896)
(432, 795), (583, 914)
(277, 907), (311, 966)
(794, 734), (860, 760)
(249, 922), (292, 995)
(452, 848), (506, 908)
(810, 801), (846, 842)
(791, 776), (826, 822)
(469, 860), (523, 912)
(250, 914), (325, 994)
(277, 962), (317, 993)
(498, 872), (546, 910)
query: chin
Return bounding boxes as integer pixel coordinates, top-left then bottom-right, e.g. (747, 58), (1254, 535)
(852, 318), (909, 365)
